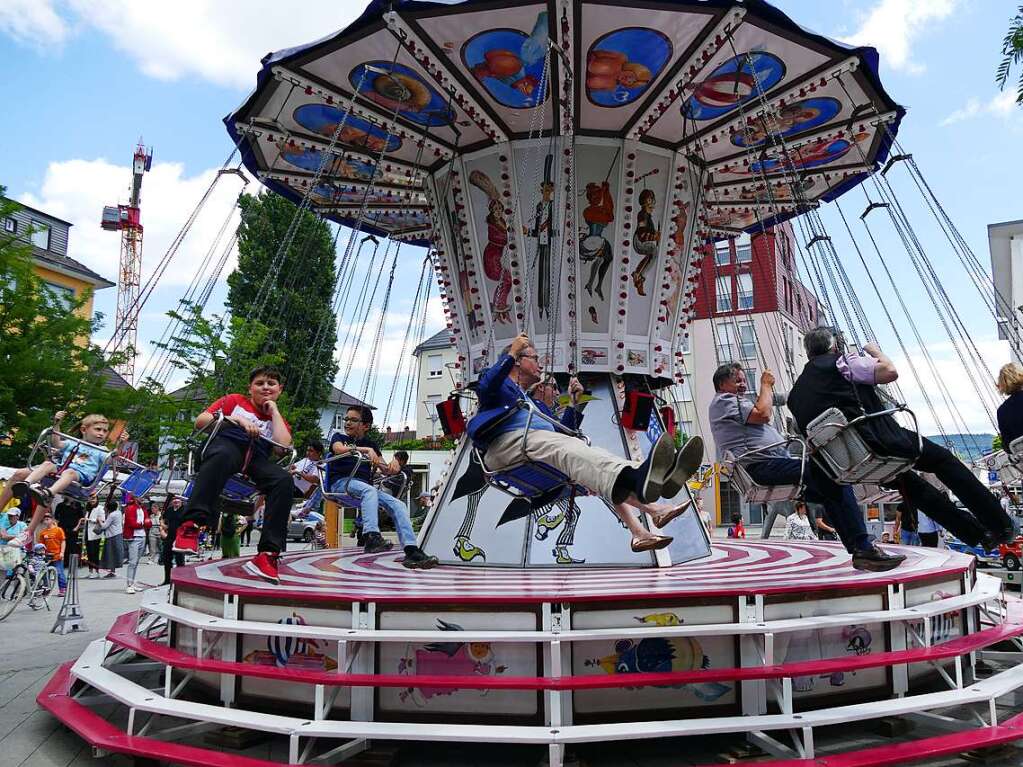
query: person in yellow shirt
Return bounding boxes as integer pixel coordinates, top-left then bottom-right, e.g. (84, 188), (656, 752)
(37, 513), (67, 595)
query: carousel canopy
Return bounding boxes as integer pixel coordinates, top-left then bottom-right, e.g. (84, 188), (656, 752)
(225, 0), (904, 246)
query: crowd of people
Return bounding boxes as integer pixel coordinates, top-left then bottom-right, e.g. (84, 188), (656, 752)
(5, 324), (1023, 593)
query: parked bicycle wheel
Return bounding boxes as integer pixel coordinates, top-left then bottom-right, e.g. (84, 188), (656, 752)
(0, 574), (27, 621)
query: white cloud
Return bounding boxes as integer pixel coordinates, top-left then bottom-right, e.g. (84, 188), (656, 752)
(18, 156), (246, 291)
(0, 1), (363, 90)
(0, 0), (69, 49)
(840, 0), (957, 75)
(940, 90), (1019, 126)
(887, 338), (1008, 436)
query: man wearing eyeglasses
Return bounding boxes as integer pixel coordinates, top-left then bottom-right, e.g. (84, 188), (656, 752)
(468, 333), (704, 552)
(327, 405), (438, 569)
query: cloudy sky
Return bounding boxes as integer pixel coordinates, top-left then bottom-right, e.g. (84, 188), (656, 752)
(2, 0), (1021, 433)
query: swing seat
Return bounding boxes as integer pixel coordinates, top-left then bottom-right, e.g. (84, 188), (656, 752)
(471, 400), (591, 503)
(805, 406), (920, 486)
(721, 437), (807, 504)
(182, 412), (296, 505)
(988, 440), (1023, 483)
(316, 449), (367, 509)
(115, 458), (162, 501)
(27, 428), (117, 502)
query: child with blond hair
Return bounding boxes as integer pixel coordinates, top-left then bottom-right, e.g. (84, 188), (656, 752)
(0, 410), (126, 543)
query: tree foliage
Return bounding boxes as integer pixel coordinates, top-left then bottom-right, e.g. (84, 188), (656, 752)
(226, 192), (338, 443)
(0, 191), (167, 464)
(997, 6), (1023, 106)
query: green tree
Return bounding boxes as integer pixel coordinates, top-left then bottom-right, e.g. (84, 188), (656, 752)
(997, 6), (1023, 105)
(226, 192), (338, 442)
(0, 191), (163, 464)
(151, 301), (323, 456)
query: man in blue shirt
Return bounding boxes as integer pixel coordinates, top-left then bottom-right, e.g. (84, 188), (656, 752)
(327, 405), (438, 569)
(469, 334), (703, 552)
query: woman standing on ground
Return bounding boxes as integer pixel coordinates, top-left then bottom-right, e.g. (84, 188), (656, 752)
(98, 498), (125, 578)
(785, 500), (817, 541)
(122, 494), (150, 593)
(147, 501), (162, 564)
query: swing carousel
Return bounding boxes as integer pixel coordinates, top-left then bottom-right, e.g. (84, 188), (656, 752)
(38, 1), (1023, 765)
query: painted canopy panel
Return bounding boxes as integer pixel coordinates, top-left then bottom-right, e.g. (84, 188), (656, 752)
(226, 0), (903, 245)
(415, 3), (555, 136)
(576, 4), (715, 134)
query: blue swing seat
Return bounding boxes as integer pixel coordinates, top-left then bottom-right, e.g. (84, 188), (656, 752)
(316, 449), (367, 509)
(471, 400), (591, 503)
(182, 412), (295, 505)
(29, 428), (117, 502)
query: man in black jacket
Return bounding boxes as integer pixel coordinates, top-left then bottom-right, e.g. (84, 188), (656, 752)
(788, 326), (1013, 549)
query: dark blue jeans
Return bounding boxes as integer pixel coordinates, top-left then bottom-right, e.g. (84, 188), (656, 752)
(746, 458), (871, 553)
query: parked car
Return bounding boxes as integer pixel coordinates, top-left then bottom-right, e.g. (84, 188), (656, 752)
(999, 536), (1023, 570)
(287, 508), (324, 542)
(945, 537), (1000, 567)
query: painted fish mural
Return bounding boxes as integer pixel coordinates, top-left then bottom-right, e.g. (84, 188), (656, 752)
(584, 617), (731, 703)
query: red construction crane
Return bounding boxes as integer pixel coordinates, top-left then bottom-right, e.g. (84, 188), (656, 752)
(101, 140), (152, 384)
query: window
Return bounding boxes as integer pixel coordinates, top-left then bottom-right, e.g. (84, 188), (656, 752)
(779, 235), (791, 269)
(717, 320), (756, 362)
(737, 321), (756, 359)
(715, 275), (732, 312)
(736, 244), (752, 264)
(3, 218), (14, 233)
(427, 353), (444, 378)
(677, 378), (693, 402)
(30, 221), (50, 250)
(736, 273), (754, 310)
(715, 244), (731, 266)
(41, 281), (74, 310)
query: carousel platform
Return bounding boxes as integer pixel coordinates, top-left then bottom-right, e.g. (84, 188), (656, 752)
(37, 542), (1023, 766)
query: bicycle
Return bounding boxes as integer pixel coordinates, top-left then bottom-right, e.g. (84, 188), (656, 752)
(0, 545), (58, 621)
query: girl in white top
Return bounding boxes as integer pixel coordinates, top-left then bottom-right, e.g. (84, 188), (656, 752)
(785, 500), (817, 541)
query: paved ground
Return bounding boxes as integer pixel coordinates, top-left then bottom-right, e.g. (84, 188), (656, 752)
(4, 541), (1023, 766)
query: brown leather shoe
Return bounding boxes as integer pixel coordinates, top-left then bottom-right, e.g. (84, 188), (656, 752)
(631, 534), (672, 552)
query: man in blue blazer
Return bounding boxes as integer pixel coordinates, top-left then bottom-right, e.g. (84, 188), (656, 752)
(468, 333), (703, 552)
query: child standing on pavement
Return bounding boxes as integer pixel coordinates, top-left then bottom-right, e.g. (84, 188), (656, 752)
(172, 367), (293, 584)
(38, 513), (67, 595)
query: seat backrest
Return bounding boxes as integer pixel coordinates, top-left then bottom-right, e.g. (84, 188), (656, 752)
(223, 475), (258, 502)
(1010, 436), (1023, 459)
(806, 407), (913, 484)
(119, 468), (161, 499)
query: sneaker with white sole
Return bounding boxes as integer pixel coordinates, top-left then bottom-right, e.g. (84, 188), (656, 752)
(172, 521), (200, 554)
(243, 551), (280, 584)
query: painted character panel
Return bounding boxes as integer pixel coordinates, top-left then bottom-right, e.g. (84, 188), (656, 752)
(292, 105), (403, 153)
(682, 52), (785, 122)
(573, 606), (736, 713)
(748, 131), (870, 174)
(731, 97), (841, 148)
(586, 28), (672, 107)
(462, 12), (550, 109)
(466, 159), (515, 336)
(379, 610), (538, 715)
(626, 150), (671, 336)
(575, 143), (621, 335)
(349, 61), (455, 127)
(517, 150), (560, 326)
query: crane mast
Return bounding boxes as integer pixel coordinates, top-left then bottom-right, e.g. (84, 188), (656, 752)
(101, 140), (152, 384)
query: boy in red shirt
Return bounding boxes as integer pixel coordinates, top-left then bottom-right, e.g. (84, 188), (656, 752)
(38, 513), (67, 594)
(172, 367), (293, 584)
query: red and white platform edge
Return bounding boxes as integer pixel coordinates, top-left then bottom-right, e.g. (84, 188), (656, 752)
(37, 542), (1023, 767)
